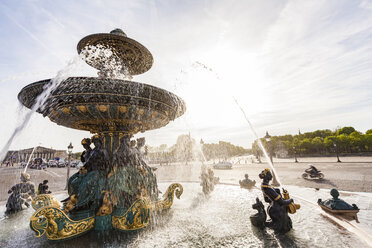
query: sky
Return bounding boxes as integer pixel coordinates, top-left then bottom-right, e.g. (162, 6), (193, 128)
(0, 0), (372, 152)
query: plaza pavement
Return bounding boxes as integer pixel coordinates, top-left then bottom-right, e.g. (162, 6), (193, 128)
(0, 156), (371, 203)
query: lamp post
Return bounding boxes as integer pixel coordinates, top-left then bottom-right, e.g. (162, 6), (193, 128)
(264, 131), (279, 186)
(65, 142), (73, 190)
(334, 143), (341, 163)
(293, 146), (298, 163)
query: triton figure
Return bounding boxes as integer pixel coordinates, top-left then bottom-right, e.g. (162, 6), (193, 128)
(38, 180), (51, 194)
(6, 172), (35, 214)
(239, 173), (256, 189)
(200, 166), (219, 195)
(250, 169), (300, 233)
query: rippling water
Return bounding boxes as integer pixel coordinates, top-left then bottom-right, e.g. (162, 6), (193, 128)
(0, 183), (370, 247)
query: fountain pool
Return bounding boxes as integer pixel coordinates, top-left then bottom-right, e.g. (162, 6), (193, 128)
(0, 182), (370, 247)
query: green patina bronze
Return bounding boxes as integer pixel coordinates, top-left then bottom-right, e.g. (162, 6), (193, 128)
(318, 188), (359, 222)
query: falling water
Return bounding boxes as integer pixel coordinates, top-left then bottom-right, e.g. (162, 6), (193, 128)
(23, 145), (37, 173)
(79, 44), (132, 80)
(0, 55), (83, 162)
(188, 61), (282, 185)
(233, 97), (282, 186)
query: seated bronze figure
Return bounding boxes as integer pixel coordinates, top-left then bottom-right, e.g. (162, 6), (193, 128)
(250, 169), (299, 233)
(6, 172), (35, 214)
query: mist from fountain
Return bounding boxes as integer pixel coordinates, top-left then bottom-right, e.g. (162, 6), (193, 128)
(179, 61), (281, 180)
(0, 55), (83, 162)
(0, 42), (137, 163)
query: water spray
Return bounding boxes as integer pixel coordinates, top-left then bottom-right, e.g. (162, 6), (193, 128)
(23, 145), (37, 173)
(0, 55), (82, 162)
(233, 97), (282, 187)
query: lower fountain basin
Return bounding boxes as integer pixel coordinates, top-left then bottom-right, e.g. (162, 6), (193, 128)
(0, 183), (370, 247)
(17, 77), (186, 134)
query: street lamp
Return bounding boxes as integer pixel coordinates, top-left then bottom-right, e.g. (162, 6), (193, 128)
(333, 143), (341, 163)
(293, 146), (298, 163)
(65, 142), (73, 190)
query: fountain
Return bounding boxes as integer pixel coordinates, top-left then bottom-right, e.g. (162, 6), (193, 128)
(17, 28), (186, 240)
(1, 28), (370, 248)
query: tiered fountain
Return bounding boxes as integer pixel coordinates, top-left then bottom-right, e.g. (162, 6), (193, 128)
(17, 28), (186, 241)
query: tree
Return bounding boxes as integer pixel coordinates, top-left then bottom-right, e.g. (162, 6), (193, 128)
(324, 136), (337, 153)
(363, 134), (372, 151)
(350, 132), (362, 152)
(337, 127), (356, 136)
(337, 134), (350, 153)
(312, 137), (323, 154)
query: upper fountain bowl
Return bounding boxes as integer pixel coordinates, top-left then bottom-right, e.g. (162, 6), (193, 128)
(77, 28), (153, 76)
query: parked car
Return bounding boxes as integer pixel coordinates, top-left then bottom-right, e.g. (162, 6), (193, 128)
(57, 161), (66, 168)
(48, 160), (58, 167)
(70, 160), (79, 168)
(213, 161), (233, 170)
(40, 163), (47, 170)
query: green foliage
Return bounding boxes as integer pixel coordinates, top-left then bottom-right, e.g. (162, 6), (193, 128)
(252, 127), (372, 156)
(72, 152), (82, 160)
(337, 126), (356, 135)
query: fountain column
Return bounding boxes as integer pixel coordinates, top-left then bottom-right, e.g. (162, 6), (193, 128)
(100, 132), (128, 155)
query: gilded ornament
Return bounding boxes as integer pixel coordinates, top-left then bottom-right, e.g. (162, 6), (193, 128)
(112, 199), (150, 231)
(32, 194), (61, 210)
(151, 183), (183, 211)
(98, 105), (108, 112)
(30, 207), (95, 240)
(61, 107), (71, 114)
(119, 106), (127, 113)
(77, 105), (87, 112)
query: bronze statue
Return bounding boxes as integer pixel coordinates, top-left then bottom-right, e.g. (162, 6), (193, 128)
(64, 135), (109, 213)
(200, 166), (219, 196)
(318, 188), (359, 222)
(250, 169), (299, 233)
(6, 172), (35, 214)
(80, 138), (92, 163)
(84, 134), (110, 172)
(38, 180), (51, 194)
(239, 173), (256, 189)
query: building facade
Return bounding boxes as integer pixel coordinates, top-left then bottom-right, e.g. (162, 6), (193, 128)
(2, 146), (67, 163)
